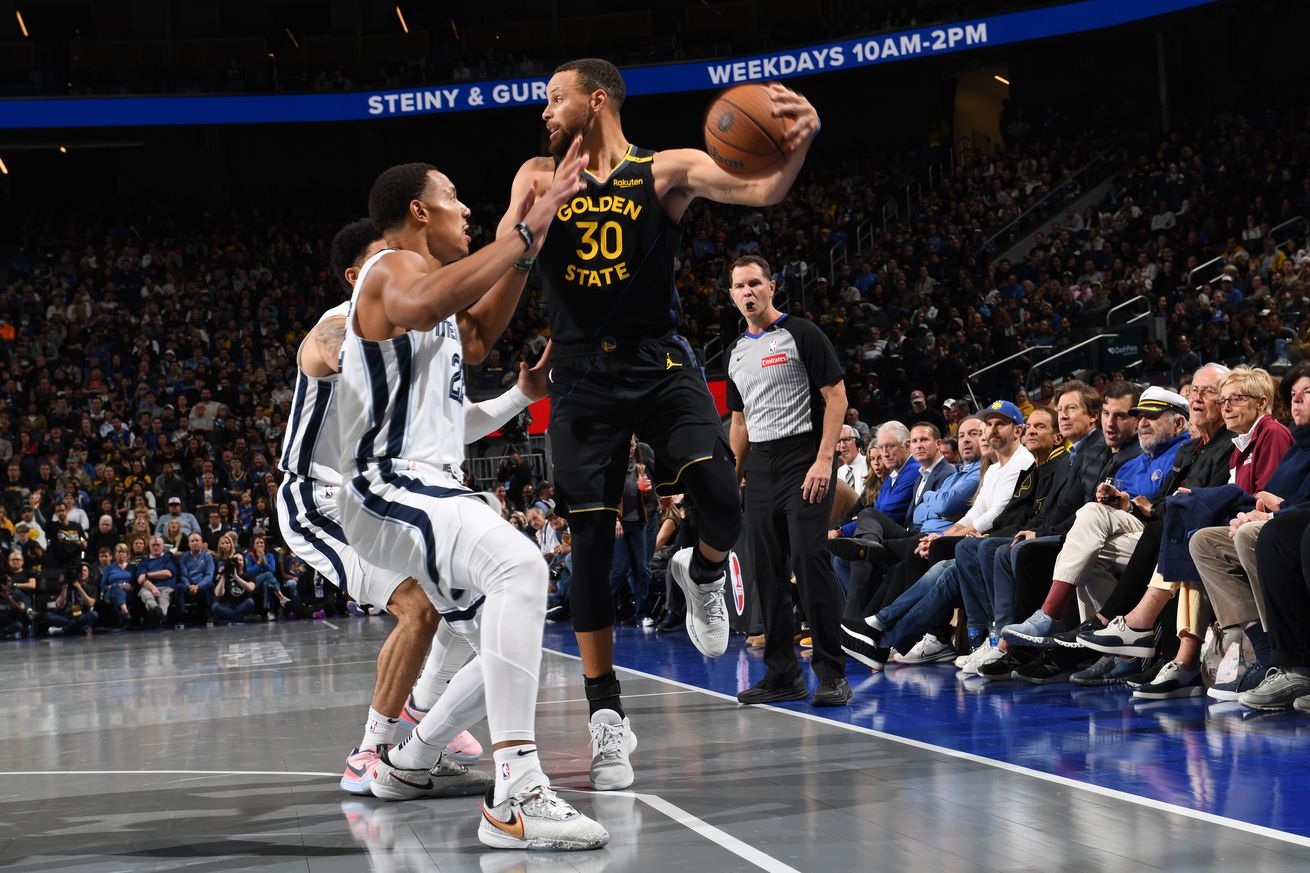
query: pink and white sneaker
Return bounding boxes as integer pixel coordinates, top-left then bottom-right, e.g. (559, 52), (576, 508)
(444, 730), (482, 764)
(397, 693), (483, 763)
(340, 745), (387, 795)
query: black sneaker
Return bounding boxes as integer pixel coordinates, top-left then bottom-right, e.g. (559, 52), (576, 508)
(655, 611), (684, 634)
(545, 603), (571, 623)
(812, 676), (853, 707)
(841, 618), (889, 670)
(1013, 648), (1088, 685)
(825, 537), (888, 563)
(737, 675), (809, 705)
(977, 648), (1036, 681)
(1055, 617), (1104, 649)
(841, 616), (882, 647)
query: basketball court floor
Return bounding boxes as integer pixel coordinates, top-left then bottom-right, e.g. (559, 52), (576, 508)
(3, 617), (1310, 872)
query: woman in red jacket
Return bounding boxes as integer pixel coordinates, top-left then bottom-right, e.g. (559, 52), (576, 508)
(1225, 367), (1294, 491)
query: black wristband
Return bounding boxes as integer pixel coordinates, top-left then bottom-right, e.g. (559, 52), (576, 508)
(515, 222), (534, 251)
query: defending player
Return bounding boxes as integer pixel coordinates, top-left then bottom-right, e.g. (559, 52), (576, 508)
(511, 58), (819, 789)
(277, 218), (550, 797)
(337, 142), (610, 851)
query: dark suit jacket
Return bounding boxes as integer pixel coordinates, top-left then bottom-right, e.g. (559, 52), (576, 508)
(1034, 435), (1140, 538)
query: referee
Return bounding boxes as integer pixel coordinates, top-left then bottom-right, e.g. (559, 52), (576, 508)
(726, 256), (851, 707)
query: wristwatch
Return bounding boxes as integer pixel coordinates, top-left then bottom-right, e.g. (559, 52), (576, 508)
(515, 222), (534, 251)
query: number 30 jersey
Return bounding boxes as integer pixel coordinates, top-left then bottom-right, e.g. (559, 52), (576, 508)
(537, 145), (683, 345)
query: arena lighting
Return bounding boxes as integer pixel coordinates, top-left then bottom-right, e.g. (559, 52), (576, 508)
(395, 5), (408, 33)
(58, 145), (66, 153)
(994, 74), (1011, 85)
(449, 18), (459, 39)
(16, 10), (29, 38)
(0, 155), (8, 175)
(285, 28), (300, 49)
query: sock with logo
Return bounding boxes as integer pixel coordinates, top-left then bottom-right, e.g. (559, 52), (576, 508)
(584, 671), (624, 719)
(360, 707), (399, 751)
(492, 745), (541, 805)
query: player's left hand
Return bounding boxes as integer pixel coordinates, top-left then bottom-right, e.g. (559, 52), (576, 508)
(801, 459), (831, 504)
(768, 84), (819, 151)
(518, 341), (552, 402)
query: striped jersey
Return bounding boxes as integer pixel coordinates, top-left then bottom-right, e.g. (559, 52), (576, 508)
(278, 301), (349, 485)
(337, 249), (467, 483)
(725, 313), (843, 443)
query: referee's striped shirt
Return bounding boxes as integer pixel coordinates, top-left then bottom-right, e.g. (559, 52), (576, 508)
(726, 314), (843, 443)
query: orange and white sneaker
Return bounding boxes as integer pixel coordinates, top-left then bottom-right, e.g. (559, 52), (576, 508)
(478, 772), (608, 851)
(340, 745), (387, 795)
(398, 693), (483, 764)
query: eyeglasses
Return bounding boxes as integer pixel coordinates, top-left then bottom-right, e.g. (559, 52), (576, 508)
(836, 436), (855, 443)
(1187, 386), (1220, 399)
(875, 444), (901, 452)
(1219, 394), (1257, 407)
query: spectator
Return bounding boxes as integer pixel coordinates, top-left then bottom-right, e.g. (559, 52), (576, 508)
(180, 532), (216, 623)
(155, 496), (201, 537)
(97, 544), (134, 629)
(136, 535), (179, 627)
(46, 563), (99, 638)
(835, 425), (868, 493)
(212, 534), (259, 625)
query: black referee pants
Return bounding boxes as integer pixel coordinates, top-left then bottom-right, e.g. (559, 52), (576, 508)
(744, 435), (845, 682)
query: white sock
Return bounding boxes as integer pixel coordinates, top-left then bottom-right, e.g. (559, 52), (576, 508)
(361, 707), (399, 751)
(492, 745), (541, 805)
(387, 722), (446, 770)
(867, 615), (884, 631)
(411, 620), (476, 711)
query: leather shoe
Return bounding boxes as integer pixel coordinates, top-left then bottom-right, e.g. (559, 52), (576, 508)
(812, 676), (852, 707)
(737, 676), (809, 705)
(825, 536), (888, 562)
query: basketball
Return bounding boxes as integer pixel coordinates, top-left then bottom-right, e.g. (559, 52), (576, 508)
(703, 83), (790, 175)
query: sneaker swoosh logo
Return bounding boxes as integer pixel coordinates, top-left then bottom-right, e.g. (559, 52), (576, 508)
(391, 773), (434, 791)
(481, 805), (525, 840)
(345, 762), (367, 777)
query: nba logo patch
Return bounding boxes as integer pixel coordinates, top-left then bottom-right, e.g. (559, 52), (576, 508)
(729, 552), (746, 615)
(501, 763), (511, 780)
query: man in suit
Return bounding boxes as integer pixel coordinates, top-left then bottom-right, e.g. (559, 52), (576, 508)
(834, 425), (868, 494)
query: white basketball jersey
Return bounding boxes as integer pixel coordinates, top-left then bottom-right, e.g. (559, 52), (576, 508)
(278, 301), (349, 485)
(337, 249), (467, 481)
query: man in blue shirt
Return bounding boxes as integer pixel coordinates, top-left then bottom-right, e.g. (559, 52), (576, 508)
(137, 535), (180, 627)
(872, 422), (919, 525)
(179, 532), (216, 624)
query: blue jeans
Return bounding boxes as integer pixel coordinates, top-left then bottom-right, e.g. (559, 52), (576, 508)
(993, 536), (1062, 634)
(212, 597), (256, 623)
(609, 523), (652, 618)
(955, 536), (1009, 635)
(47, 610), (98, 633)
(253, 572), (281, 610)
(875, 559), (961, 653)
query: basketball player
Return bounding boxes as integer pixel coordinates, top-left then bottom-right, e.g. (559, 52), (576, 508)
(337, 144), (609, 851)
(511, 58), (819, 790)
(277, 218), (550, 798)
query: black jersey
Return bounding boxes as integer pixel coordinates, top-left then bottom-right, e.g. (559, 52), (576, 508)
(537, 145), (682, 345)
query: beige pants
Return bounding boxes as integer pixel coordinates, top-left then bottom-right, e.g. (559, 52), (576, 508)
(1052, 502), (1144, 615)
(139, 585), (173, 615)
(1189, 521), (1267, 629)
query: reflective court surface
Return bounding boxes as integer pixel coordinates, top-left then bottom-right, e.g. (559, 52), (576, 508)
(3, 618), (1309, 872)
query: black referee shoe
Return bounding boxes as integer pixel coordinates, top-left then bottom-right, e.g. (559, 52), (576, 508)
(737, 675), (809, 705)
(812, 677), (852, 707)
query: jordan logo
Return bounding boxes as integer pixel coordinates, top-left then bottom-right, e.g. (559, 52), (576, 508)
(665, 353), (683, 370)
